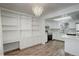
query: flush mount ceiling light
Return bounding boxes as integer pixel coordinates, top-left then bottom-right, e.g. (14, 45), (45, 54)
(32, 6), (44, 16)
(53, 16), (72, 21)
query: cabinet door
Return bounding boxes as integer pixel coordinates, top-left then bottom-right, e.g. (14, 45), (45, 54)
(76, 24), (79, 30)
(69, 22), (75, 28)
(0, 9), (3, 55)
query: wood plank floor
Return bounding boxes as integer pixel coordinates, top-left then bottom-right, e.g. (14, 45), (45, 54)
(4, 40), (73, 56)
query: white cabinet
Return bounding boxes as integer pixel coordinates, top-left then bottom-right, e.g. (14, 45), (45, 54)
(68, 21), (75, 28)
(76, 23), (79, 30)
(76, 23), (79, 36)
(53, 31), (64, 41)
(65, 36), (79, 56)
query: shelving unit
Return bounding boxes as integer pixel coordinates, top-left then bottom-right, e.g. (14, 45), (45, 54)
(1, 10), (19, 44)
(0, 9), (21, 53)
(19, 15), (33, 49)
(32, 18), (40, 36)
(31, 18), (42, 46)
(0, 8), (43, 52)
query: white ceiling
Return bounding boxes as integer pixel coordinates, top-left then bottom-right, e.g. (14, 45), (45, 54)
(0, 3), (78, 16)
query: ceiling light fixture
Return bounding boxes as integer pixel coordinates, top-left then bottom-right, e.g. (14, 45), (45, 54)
(53, 16), (72, 21)
(32, 6), (43, 16)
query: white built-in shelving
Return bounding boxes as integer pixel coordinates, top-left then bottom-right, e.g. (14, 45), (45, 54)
(20, 15), (32, 40)
(0, 8), (42, 51)
(1, 9), (19, 44)
(32, 18), (40, 37)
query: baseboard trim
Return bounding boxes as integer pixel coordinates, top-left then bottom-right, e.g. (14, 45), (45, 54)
(65, 52), (75, 56)
(54, 39), (64, 42)
(4, 48), (20, 55)
(20, 43), (42, 51)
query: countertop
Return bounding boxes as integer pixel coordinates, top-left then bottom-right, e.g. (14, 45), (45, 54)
(62, 34), (79, 40)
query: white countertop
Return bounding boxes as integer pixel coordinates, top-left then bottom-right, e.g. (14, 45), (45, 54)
(62, 35), (79, 40)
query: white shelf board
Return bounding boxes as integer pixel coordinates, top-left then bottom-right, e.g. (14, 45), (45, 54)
(2, 25), (17, 26)
(3, 40), (19, 44)
(21, 30), (32, 31)
(3, 30), (18, 31)
(1, 14), (18, 18)
(32, 24), (39, 26)
(32, 30), (39, 31)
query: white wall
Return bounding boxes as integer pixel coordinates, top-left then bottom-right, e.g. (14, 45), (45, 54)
(45, 20), (61, 29)
(40, 19), (47, 44)
(0, 8), (3, 55)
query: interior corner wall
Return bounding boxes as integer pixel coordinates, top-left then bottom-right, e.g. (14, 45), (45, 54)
(40, 19), (47, 44)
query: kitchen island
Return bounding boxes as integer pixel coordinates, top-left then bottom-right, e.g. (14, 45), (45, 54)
(64, 35), (79, 56)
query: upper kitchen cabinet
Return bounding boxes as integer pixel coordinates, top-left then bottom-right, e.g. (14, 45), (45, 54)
(76, 23), (79, 30)
(68, 21), (76, 28)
